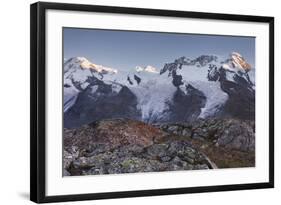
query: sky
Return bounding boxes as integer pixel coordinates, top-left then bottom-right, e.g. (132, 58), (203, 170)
(63, 27), (255, 71)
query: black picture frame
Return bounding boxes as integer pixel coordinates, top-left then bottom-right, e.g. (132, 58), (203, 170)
(30, 1), (274, 203)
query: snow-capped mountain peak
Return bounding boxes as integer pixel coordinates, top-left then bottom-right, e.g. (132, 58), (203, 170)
(222, 52), (252, 73)
(64, 57), (118, 74)
(81, 60), (118, 74)
(135, 65), (159, 73)
(63, 57), (120, 113)
(68, 57), (118, 74)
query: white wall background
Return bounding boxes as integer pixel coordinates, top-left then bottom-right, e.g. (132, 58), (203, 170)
(0, 0), (279, 204)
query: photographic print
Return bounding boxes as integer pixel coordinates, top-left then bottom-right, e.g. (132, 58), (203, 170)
(63, 28), (255, 176)
(31, 2), (274, 202)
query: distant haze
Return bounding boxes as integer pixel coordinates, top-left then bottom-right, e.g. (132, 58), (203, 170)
(63, 27), (255, 71)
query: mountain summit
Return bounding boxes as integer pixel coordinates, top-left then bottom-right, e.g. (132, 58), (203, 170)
(135, 65), (159, 73)
(222, 52), (252, 72)
(65, 57), (117, 74)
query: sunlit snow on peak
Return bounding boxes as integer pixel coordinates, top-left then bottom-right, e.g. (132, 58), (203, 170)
(222, 52), (252, 73)
(79, 58), (118, 74)
(135, 65), (159, 74)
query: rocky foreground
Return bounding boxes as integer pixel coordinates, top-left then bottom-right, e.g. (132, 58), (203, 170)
(63, 118), (255, 176)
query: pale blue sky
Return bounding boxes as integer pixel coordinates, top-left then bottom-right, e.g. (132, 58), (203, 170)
(63, 27), (255, 71)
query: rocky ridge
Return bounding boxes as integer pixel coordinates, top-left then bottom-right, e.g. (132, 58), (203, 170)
(64, 118), (255, 176)
(157, 118), (255, 152)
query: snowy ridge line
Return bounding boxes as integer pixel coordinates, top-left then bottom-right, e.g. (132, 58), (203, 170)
(63, 52), (255, 123)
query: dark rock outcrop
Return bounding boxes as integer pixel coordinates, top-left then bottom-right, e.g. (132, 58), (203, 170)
(157, 118), (255, 152)
(64, 79), (142, 128)
(134, 74), (141, 85)
(220, 75), (255, 120)
(207, 67), (255, 120)
(156, 118), (255, 168)
(160, 55), (218, 75)
(165, 85), (206, 122)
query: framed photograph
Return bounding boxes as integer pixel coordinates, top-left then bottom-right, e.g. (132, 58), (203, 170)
(30, 2), (274, 203)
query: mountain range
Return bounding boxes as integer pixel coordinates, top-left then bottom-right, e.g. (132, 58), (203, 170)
(63, 52), (255, 128)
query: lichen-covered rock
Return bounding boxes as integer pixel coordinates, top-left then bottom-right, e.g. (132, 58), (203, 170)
(64, 118), (254, 176)
(158, 118), (255, 151)
(66, 140), (213, 176)
(63, 149), (79, 170)
(64, 119), (215, 176)
(63, 169), (71, 176)
(64, 119), (168, 152)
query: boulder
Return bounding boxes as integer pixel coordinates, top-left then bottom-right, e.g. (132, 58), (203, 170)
(160, 118), (255, 152)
